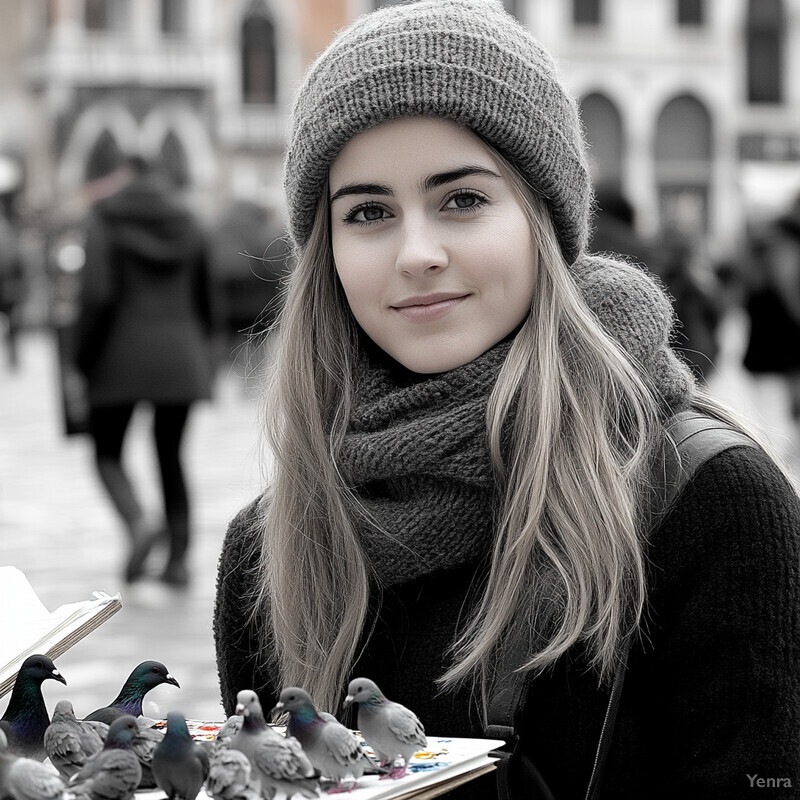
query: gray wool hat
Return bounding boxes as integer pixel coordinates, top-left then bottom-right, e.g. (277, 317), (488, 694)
(283, 0), (696, 408)
(284, 0), (592, 265)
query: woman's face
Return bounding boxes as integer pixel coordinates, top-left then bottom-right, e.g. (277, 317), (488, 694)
(329, 117), (537, 373)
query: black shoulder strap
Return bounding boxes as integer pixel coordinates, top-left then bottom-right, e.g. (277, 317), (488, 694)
(486, 410), (758, 800)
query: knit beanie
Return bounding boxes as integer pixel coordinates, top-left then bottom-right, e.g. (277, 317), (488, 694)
(284, 0), (590, 264)
(284, 0), (696, 408)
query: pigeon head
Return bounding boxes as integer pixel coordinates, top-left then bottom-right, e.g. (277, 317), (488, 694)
(234, 690), (269, 732)
(51, 700), (77, 721)
(105, 715), (139, 749)
(17, 654), (67, 687)
(271, 688), (317, 723)
(130, 661), (180, 692)
(164, 710), (192, 738)
(343, 678), (384, 709)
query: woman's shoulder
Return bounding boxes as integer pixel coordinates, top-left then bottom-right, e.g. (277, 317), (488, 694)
(655, 441), (800, 566)
(219, 495), (265, 569)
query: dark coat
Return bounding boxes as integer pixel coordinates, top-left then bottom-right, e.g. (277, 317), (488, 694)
(213, 444), (800, 800)
(75, 174), (216, 406)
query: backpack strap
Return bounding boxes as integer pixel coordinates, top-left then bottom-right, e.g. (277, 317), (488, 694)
(486, 410), (758, 799)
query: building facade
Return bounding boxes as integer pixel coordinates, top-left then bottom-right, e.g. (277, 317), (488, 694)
(2, 0), (799, 299)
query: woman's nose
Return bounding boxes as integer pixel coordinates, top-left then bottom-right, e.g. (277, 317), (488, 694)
(394, 217), (448, 276)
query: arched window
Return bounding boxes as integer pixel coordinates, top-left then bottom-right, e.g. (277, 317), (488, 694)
(159, 131), (190, 188)
(84, 0), (127, 32)
(746, 0), (785, 104)
(241, 2), (277, 105)
(677, 0), (705, 26)
(580, 92), (624, 189)
(573, 0), (602, 26)
(85, 130), (124, 182)
(160, 0), (187, 35)
(654, 94), (713, 233)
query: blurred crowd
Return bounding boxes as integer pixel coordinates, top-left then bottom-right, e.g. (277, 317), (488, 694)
(4, 149), (800, 582)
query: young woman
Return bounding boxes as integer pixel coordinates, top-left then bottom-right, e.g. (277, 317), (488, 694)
(214, 2), (800, 797)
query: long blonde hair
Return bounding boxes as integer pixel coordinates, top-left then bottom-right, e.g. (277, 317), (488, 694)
(254, 136), (707, 713)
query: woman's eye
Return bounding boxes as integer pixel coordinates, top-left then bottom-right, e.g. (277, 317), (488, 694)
(343, 204), (387, 225)
(445, 192), (486, 212)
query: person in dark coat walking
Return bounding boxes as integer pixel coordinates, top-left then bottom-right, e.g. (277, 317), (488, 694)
(75, 156), (217, 587)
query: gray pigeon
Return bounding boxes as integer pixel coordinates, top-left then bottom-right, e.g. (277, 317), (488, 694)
(151, 710), (209, 800)
(344, 678), (427, 779)
(215, 714), (244, 744)
(43, 700), (106, 780)
(206, 745), (261, 800)
(273, 687), (375, 793)
(0, 654), (67, 761)
(0, 729), (68, 800)
(130, 718), (165, 789)
(230, 690), (319, 800)
(68, 715), (142, 800)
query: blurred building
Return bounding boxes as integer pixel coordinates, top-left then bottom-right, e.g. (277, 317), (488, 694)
(1, 0), (799, 315)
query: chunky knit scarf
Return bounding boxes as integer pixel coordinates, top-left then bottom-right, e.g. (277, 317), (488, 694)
(337, 340), (512, 588)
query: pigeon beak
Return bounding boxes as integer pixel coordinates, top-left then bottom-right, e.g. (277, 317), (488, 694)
(52, 669), (67, 685)
(271, 701), (284, 715)
(166, 673), (180, 688)
(235, 703), (245, 715)
(343, 694), (354, 707)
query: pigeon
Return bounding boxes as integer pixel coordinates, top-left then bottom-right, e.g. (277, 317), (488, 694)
(68, 715), (142, 800)
(151, 710), (209, 800)
(43, 700), (106, 780)
(230, 690), (319, 800)
(83, 661), (179, 723)
(206, 746), (261, 800)
(0, 654), (67, 761)
(0, 728), (68, 800)
(344, 678), (427, 779)
(130, 718), (166, 789)
(215, 714), (244, 744)
(272, 687), (377, 793)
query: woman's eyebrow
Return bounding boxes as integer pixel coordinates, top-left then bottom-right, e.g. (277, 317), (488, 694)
(421, 165), (502, 192)
(329, 165), (502, 205)
(329, 182), (392, 203)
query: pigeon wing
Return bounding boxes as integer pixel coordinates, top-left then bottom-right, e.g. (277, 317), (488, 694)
(321, 723), (362, 768)
(261, 736), (314, 781)
(7, 759), (66, 800)
(385, 703), (427, 748)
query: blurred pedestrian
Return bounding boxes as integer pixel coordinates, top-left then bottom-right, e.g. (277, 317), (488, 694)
(74, 155), (217, 587)
(650, 221), (723, 383)
(210, 198), (292, 366)
(0, 209), (24, 370)
(742, 195), (800, 426)
(590, 184), (652, 266)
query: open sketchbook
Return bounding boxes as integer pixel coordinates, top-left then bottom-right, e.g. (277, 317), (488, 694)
(141, 720), (502, 800)
(0, 566), (122, 698)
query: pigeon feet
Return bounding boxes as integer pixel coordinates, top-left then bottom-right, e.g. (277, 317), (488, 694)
(378, 764), (408, 780)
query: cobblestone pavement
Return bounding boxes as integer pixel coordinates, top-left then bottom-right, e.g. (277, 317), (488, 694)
(1, 311), (798, 725)
(2, 328), (266, 722)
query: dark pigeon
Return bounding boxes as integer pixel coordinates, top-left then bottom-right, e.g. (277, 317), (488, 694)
(0, 654), (67, 761)
(83, 661), (179, 723)
(151, 710), (210, 800)
(68, 715), (142, 800)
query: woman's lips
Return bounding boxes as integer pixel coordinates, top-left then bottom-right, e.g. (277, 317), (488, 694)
(392, 295), (468, 323)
